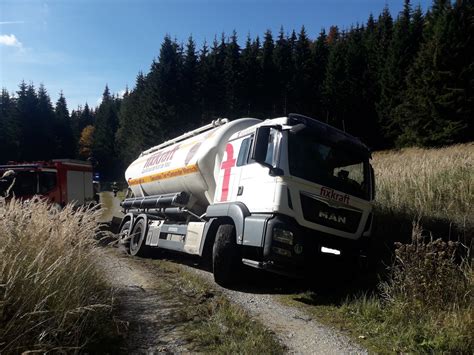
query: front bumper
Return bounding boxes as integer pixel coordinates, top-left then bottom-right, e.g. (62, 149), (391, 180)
(242, 214), (371, 276)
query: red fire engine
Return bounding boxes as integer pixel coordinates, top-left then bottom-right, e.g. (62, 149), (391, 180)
(0, 159), (95, 206)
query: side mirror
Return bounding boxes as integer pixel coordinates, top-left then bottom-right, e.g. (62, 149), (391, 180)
(251, 126), (270, 163)
(269, 167), (284, 177)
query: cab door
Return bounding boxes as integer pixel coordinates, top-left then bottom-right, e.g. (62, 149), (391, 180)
(234, 131), (279, 213)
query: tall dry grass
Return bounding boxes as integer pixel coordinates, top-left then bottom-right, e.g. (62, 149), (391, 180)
(0, 197), (115, 353)
(372, 143), (473, 228)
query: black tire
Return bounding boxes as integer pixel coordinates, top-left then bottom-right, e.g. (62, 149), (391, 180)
(118, 220), (131, 254)
(129, 218), (149, 257)
(213, 224), (240, 287)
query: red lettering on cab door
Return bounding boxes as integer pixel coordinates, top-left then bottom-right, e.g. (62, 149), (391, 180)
(220, 144), (236, 201)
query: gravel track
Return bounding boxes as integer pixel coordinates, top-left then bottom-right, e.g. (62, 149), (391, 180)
(182, 262), (367, 355)
(100, 244), (366, 354)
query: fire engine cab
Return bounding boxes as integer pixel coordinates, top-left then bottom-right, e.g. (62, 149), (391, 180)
(0, 159), (94, 206)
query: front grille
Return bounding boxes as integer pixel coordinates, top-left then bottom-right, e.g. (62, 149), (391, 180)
(300, 193), (361, 233)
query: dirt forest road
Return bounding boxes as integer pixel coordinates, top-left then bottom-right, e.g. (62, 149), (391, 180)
(185, 264), (367, 354)
(99, 245), (366, 354)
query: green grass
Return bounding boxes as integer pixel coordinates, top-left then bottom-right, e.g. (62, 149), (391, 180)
(154, 260), (284, 354)
(282, 289), (472, 354)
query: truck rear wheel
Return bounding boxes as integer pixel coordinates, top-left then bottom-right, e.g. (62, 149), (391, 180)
(213, 224), (240, 287)
(118, 220), (131, 253)
(129, 217), (149, 257)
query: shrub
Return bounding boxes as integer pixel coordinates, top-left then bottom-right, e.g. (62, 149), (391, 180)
(0, 197), (114, 353)
(381, 223), (471, 312)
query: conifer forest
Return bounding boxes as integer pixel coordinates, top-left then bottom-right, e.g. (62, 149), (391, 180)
(1, 0), (472, 180)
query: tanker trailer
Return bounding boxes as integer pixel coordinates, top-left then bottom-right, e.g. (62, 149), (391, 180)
(118, 114), (376, 286)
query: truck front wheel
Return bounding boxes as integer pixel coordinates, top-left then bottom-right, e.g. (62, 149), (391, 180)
(129, 217), (149, 257)
(213, 224), (240, 287)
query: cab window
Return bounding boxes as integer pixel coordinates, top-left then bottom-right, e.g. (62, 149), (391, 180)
(236, 136), (253, 167)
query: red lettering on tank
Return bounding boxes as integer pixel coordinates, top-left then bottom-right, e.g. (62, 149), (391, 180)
(143, 145), (180, 170)
(220, 144), (236, 202)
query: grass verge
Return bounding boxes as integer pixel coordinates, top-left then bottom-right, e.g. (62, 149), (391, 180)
(0, 197), (117, 354)
(151, 259), (284, 354)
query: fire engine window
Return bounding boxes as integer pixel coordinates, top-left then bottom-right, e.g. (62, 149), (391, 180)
(11, 172), (38, 196)
(236, 136), (253, 167)
(39, 172), (57, 194)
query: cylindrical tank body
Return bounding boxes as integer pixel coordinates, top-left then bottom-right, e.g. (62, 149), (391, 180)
(125, 118), (260, 214)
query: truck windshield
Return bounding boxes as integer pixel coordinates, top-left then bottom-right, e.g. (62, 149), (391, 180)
(288, 133), (370, 200)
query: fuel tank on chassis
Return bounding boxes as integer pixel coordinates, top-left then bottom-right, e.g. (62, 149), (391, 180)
(125, 118), (260, 214)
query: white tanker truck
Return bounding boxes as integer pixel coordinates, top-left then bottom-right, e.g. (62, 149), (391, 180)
(118, 113), (375, 286)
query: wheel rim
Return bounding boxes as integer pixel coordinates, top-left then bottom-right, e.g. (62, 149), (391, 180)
(130, 223), (143, 253)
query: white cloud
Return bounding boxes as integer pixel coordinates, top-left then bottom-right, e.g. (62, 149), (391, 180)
(0, 21), (25, 25)
(0, 34), (22, 48)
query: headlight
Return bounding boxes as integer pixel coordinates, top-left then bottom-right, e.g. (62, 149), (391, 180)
(273, 228), (293, 245)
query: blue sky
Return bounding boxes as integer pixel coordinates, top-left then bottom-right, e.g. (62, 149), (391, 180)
(1, 0), (431, 112)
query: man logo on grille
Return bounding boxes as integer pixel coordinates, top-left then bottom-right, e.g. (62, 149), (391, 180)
(318, 211), (347, 224)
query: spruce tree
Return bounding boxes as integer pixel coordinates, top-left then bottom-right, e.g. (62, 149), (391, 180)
(274, 27), (293, 115)
(197, 41), (212, 123)
(322, 28), (348, 128)
(395, 0), (473, 146)
(93, 85), (120, 178)
(240, 35), (261, 116)
(35, 84), (56, 159)
(207, 35), (227, 118)
(16, 82), (37, 160)
(378, 0), (418, 143)
(362, 15), (385, 148)
(310, 29), (329, 118)
(224, 30), (241, 116)
(261, 30), (276, 116)
(181, 36), (199, 128)
(293, 26), (313, 115)
(0, 89), (20, 162)
(54, 92), (76, 158)
(344, 26), (373, 138)
(375, 6), (394, 83)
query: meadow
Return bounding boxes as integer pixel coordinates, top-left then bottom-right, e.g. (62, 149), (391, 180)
(373, 143), (473, 231)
